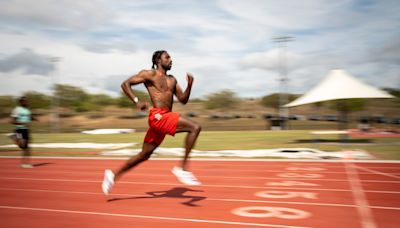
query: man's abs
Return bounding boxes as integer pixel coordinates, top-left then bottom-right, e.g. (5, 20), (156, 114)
(152, 99), (172, 110)
(148, 90), (174, 110)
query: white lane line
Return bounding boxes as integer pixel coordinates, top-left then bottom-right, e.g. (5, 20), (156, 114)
(2, 161), (399, 174)
(2, 156), (400, 166)
(0, 187), (354, 209)
(1, 187), (400, 211)
(344, 162), (377, 228)
(2, 155), (400, 163)
(1, 177), (400, 194)
(3, 168), (400, 176)
(2, 172), (400, 184)
(355, 165), (400, 180)
(369, 206), (400, 211)
(0, 205), (309, 228)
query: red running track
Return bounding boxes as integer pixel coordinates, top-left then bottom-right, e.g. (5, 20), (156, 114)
(0, 157), (399, 228)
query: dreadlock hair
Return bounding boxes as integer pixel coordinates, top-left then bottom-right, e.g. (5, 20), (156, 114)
(19, 96), (27, 101)
(151, 50), (166, 69)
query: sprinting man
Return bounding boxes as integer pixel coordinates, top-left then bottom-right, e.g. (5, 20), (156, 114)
(10, 96), (35, 168)
(102, 50), (202, 195)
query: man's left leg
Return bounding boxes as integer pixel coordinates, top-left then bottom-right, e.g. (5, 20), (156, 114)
(172, 116), (201, 185)
(175, 116), (201, 170)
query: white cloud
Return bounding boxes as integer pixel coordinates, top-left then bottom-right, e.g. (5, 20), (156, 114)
(0, 0), (399, 99)
(0, 0), (114, 31)
(0, 73), (52, 96)
(0, 49), (55, 75)
(217, 0), (350, 29)
(240, 49), (305, 72)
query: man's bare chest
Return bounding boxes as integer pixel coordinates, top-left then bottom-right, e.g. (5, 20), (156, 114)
(148, 76), (176, 92)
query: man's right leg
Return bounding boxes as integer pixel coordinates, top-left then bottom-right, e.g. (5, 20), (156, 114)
(8, 132), (18, 145)
(114, 142), (157, 181)
(102, 142), (157, 195)
(18, 139), (32, 168)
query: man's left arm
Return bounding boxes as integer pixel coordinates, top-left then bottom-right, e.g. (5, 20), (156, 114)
(174, 73), (194, 104)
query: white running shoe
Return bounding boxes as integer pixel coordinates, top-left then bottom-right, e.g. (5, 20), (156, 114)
(7, 133), (16, 141)
(20, 164), (33, 168)
(102, 169), (115, 195)
(172, 166), (201, 186)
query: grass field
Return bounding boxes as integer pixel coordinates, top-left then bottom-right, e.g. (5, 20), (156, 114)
(1, 98), (399, 133)
(1, 100), (398, 159)
(1, 131), (399, 160)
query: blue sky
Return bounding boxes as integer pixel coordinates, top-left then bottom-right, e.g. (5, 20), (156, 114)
(0, 0), (399, 98)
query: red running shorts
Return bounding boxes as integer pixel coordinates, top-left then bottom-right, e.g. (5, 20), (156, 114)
(144, 108), (180, 146)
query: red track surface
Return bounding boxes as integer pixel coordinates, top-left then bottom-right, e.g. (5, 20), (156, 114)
(0, 157), (399, 227)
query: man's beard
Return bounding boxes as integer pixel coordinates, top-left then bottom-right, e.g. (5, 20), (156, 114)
(162, 64), (171, 71)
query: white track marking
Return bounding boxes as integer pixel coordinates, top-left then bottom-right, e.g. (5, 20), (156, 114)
(277, 173), (323, 178)
(1, 187), (400, 211)
(368, 206), (400, 211)
(355, 165), (400, 180)
(344, 162), (377, 228)
(1, 177), (400, 193)
(255, 191), (318, 199)
(267, 181), (320, 186)
(4, 168), (400, 176)
(3, 169), (400, 183)
(232, 206), (311, 219)
(286, 167), (326, 171)
(2, 156), (400, 164)
(0, 205), (310, 228)
(5, 167), (399, 175)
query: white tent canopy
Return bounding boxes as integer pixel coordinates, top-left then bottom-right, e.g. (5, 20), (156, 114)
(284, 69), (394, 108)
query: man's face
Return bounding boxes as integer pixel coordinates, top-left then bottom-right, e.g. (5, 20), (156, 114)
(159, 52), (172, 71)
(20, 98), (28, 107)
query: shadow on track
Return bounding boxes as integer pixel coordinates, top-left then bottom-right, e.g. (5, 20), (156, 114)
(108, 187), (206, 207)
(33, 162), (53, 167)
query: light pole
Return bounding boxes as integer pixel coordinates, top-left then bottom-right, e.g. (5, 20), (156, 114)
(273, 36), (293, 130)
(49, 57), (62, 132)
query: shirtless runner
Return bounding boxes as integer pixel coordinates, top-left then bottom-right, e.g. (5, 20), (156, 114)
(102, 50), (202, 195)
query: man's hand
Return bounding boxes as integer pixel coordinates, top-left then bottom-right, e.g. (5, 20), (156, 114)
(136, 101), (149, 111)
(32, 114), (38, 121)
(186, 72), (194, 86)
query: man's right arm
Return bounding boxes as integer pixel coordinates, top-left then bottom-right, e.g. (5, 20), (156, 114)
(10, 117), (19, 125)
(121, 70), (152, 110)
(10, 112), (27, 127)
(10, 108), (20, 125)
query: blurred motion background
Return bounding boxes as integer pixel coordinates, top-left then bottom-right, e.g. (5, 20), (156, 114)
(0, 1), (399, 158)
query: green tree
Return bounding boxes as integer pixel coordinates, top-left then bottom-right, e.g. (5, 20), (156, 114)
(260, 93), (298, 111)
(260, 93), (280, 111)
(23, 91), (51, 110)
(0, 96), (15, 118)
(383, 88), (400, 98)
(383, 88), (400, 107)
(74, 101), (99, 112)
(204, 90), (239, 109)
(75, 94), (118, 112)
(54, 84), (89, 111)
(89, 94), (116, 106)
